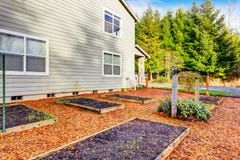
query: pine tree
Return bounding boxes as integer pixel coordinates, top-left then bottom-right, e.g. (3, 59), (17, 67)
(215, 27), (236, 78)
(135, 0), (240, 83)
(173, 8), (185, 56)
(160, 11), (183, 78)
(222, 31), (240, 78)
(183, 1), (220, 94)
(136, 7), (165, 80)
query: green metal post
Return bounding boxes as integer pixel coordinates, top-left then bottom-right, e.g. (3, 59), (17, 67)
(2, 54), (6, 133)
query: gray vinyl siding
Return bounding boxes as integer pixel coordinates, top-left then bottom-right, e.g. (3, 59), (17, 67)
(0, 0), (135, 97)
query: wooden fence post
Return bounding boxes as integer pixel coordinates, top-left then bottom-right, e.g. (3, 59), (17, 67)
(172, 74), (178, 117)
(145, 74), (149, 88)
(195, 78), (200, 102)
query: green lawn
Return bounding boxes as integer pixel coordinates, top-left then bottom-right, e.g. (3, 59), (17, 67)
(156, 87), (232, 97)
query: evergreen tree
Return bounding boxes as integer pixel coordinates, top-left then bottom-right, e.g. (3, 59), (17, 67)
(160, 11), (184, 78)
(225, 32), (240, 78)
(160, 11), (174, 50)
(135, 0), (240, 83)
(183, 1), (220, 94)
(173, 8), (185, 56)
(215, 27), (237, 78)
(160, 11), (173, 78)
(136, 7), (164, 80)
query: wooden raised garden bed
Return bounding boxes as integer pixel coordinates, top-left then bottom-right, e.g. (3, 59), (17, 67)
(55, 98), (124, 114)
(0, 105), (57, 135)
(31, 118), (189, 160)
(102, 94), (155, 104)
(200, 97), (224, 110)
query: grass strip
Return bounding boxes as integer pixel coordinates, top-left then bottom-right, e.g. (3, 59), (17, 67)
(156, 87), (232, 97)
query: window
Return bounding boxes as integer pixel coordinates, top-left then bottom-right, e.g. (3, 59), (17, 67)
(103, 52), (121, 76)
(104, 10), (121, 37)
(26, 38), (46, 72)
(0, 29), (48, 75)
(0, 33), (24, 71)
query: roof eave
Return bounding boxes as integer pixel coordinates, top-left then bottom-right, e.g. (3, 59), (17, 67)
(119, 0), (140, 23)
(135, 45), (150, 58)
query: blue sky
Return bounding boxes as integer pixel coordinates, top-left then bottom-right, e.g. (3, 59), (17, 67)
(126, 0), (240, 31)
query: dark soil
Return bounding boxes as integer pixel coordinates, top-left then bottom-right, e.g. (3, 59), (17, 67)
(69, 98), (121, 109)
(43, 119), (187, 160)
(108, 94), (152, 101)
(200, 97), (220, 104)
(0, 105), (51, 129)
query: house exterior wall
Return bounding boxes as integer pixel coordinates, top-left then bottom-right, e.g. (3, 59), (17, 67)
(0, 0), (135, 102)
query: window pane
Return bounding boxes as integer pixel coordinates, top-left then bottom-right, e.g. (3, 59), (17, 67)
(105, 14), (113, 23)
(104, 64), (112, 75)
(26, 38), (46, 56)
(114, 19), (120, 26)
(113, 55), (120, 65)
(104, 53), (112, 64)
(113, 66), (120, 75)
(0, 33), (24, 53)
(26, 56), (45, 72)
(104, 22), (113, 33)
(0, 53), (23, 71)
(114, 26), (121, 36)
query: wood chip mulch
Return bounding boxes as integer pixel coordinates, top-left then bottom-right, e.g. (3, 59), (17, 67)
(0, 88), (239, 160)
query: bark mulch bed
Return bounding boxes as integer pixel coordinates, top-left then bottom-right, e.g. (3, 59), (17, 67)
(35, 119), (188, 160)
(0, 89), (239, 160)
(102, 94), (155, 104)
(0, 105), (56, 134)
(56, 98), (124, 114)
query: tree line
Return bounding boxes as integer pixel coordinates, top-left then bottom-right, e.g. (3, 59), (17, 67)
(136, 0), (240, 81)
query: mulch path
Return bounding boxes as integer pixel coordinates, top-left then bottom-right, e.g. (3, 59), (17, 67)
(0, 88), (239, 160)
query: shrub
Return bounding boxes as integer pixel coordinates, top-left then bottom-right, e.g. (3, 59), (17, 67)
(177, 100), (210, 121)
(154, 76), (171, 83)
(136, 86), (147, 90)
(158, 97), (172, 116)
(158, 98), (211, 121)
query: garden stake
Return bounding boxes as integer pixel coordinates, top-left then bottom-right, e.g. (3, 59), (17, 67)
(2, 54), (6, 133)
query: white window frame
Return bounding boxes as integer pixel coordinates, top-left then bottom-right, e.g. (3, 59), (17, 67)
(103, 9), (122, 38)
(0, 29), (49, 75)
(102, 51), (122, 77)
